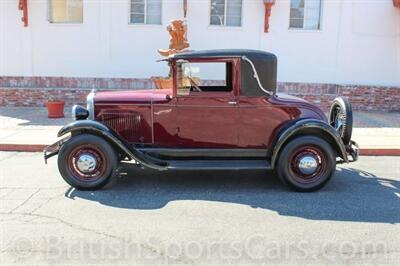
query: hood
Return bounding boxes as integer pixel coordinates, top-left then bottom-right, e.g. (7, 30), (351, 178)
(94, 89), (172, 104)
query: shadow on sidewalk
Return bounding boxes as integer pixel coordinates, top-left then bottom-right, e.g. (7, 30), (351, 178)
(66, 167), (400, 224)
(0, 107), (72, 126)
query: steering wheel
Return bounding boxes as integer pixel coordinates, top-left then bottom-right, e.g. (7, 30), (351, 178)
(188, 77), (202, 92)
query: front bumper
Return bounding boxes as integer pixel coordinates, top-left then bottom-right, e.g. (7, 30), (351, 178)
(43, 137), (70, 164)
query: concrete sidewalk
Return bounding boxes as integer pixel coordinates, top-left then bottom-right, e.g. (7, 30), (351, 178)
(0, 107), (399, 155)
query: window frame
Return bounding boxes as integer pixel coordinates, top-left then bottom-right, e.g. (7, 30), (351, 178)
(288, 0), (323, 31)
(47, 0), (84, 24)
(128, 0), (163, 25)
(173, 58), (239, 98)
(209, 0), (243, 28)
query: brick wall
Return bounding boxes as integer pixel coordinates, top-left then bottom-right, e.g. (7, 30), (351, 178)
(0, 76), (155, 107)
(277, 83), (400, 111)
(0, 76), (399, 111)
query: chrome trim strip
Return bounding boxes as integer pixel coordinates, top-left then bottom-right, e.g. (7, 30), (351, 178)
(86, 89), (96, 120)
(242, 56), (272, 95)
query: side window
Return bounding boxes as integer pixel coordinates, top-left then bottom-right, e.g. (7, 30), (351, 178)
(177, 62), (233, 96)
(130, 0), (162, 25)
(210, 0), (242, 27)
(289, 0), (322, 30)
(48, 0), (83, 23)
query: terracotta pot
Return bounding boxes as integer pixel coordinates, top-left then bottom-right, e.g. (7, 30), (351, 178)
(46, 101), (65, 118)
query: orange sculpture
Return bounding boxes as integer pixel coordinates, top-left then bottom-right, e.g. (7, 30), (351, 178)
(158, 20), (190, 57)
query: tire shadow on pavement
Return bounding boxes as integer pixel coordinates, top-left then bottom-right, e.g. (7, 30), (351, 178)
(65, 167), (400, 224)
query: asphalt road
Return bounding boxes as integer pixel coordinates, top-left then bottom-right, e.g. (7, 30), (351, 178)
(0, 152), (399, 265)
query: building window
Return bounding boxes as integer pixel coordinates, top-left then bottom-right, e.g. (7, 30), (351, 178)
(210, 0), (242, 27)
(130, 0), (162, 25)
(48, 0), (83, 23)
(289, 0), (322, 30)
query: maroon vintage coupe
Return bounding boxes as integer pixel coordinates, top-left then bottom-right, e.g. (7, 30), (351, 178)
(44, 49), (358, 192)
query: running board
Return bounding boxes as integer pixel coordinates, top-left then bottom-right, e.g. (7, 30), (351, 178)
(166, 160), (272, 170)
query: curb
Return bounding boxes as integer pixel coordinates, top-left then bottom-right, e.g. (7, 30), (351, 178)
(0, 144), (46, 152)
(1, 144), (400, 156)
(359, 149), (400, 156)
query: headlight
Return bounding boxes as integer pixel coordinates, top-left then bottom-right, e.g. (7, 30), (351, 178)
(72, 105), (89, 120)
(86, 89), (95, 120)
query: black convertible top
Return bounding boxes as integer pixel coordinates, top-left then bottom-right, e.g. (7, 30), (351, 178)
(172, 49), (277, 95)
(172, 49), (275, 60)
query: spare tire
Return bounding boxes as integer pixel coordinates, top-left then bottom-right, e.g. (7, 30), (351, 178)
(329, 97), (353, 145)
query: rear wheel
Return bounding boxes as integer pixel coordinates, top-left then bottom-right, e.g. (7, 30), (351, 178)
(58, 134), (118, 190)
(276, 136), (336, 192)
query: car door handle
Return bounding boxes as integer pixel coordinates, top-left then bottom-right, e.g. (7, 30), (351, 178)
(228, 101), (237, 105)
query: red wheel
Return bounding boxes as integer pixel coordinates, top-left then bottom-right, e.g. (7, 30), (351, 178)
(58, 134), (117, 190)
(67, 144), (108, 183)
(288, 145), (328, 184)
(276, 136), (336, 192)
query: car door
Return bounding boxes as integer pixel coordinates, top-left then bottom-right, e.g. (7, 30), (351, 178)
(175, 59), (239, 148)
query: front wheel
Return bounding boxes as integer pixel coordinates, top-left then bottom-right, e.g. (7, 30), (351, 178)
(276, 136), (336, 192)
(58, 134), (118, 190)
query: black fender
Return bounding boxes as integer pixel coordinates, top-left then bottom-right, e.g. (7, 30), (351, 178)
(270, 119), (348, 167)
(58, 120), (167, 170)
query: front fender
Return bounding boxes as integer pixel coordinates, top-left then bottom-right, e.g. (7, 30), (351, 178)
(58, 120), (110, 138)
(271, 119), (348, 167)
(57, 120), (167, 170)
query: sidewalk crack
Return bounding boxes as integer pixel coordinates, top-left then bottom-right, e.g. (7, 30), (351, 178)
(7, 189), (41, 214)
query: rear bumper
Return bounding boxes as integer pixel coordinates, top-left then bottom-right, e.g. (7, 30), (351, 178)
(346, 140), (359, 163)
(43, 137), (70, 164)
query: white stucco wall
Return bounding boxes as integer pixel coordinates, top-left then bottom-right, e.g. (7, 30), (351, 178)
(1, 0), (399, 86)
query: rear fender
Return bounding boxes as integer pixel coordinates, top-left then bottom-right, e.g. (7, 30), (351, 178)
(57, 120), (167, 170)
(271, 119), (348, 167)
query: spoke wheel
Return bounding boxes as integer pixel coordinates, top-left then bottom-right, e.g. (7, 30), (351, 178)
(329, 97), (353, 145)
(331, 106), (346, 133)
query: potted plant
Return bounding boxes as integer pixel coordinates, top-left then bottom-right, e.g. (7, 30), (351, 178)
(46, 98), (65, 118)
